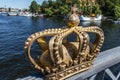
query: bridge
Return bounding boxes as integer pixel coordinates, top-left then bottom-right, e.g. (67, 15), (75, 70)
(17, 46), (120, 80)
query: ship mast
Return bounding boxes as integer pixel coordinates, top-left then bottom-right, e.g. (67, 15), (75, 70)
(91, 0), (95, 16)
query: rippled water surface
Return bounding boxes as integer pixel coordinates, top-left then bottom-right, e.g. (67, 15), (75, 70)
(0, 15), (120, 80)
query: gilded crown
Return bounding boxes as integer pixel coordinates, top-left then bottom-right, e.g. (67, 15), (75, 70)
(24, 5), (104, 80)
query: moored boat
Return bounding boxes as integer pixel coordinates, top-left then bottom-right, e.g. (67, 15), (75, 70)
(0, 12), (8, 16)
(8, 12), (17, 16)
(79, 0), (102, 21)
(18, 12), (33, 17)
(79, 15), (102, 21)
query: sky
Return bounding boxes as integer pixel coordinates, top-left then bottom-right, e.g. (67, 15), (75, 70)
(0, 0), (44, 9)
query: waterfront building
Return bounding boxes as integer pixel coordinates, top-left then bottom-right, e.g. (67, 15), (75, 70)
(0, 7), (20, 12)
(0, 7), (8, 12)
(8, 8), (19, 12)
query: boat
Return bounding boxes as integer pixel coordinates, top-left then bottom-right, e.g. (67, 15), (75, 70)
(80, 20), (101, 26)
(7, 12), (17, 16)
(112, 20), (120, 24)
(0, 12), (8, 16)
(79, 0), (102, 21)
(38, 14), (44, 17)
(79, 15), (102, 21)
(18, 12), (33, 17)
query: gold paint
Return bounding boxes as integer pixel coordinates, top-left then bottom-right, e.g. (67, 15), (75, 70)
(24, 5), (104, 80)
(37, 37), (48, 52)
(67, 4), (80, 27)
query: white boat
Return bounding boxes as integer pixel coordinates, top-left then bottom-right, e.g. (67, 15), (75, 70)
(8, 12), (17, 16)
(18, 12), (32, 17)
(79, 15), (102, 21)
(79, 0), (102, 21)
(80, 21), (101, 27)
(0, 12), (8, 16)
(112, 20), (120, 24)
(23, 12), (32, 17)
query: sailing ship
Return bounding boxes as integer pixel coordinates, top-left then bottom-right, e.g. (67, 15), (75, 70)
(79, 0), (102, 21)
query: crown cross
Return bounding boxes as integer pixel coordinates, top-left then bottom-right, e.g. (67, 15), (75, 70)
(71, 4), (78, 13)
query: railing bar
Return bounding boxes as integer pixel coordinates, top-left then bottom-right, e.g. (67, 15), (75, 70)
(94, 70), (105, 80)
(116, 72), (120, 79)
(105, 69), (117, 80)
(102, 71), (105, 80)
(67, 46), (120, 80)
(88, 75), (96, 80)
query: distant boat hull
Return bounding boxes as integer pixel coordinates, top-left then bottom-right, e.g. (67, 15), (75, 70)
(80, 21), (101, 27)
(18, 12), (33, 17)
(8, 12), (17, 16)
(79, 15), (102, 21)
(0, 12), (8, 16)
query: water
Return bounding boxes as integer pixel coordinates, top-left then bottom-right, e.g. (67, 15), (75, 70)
(0, 15), (120, 80)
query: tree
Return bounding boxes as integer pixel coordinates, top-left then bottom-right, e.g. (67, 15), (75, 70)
(22, 8), (30, 12)
(114, 5), (120, 19)
(41, 1), (48, 13)
(59, 4), (70, 15)
(48, 0), (54, 7)
(45, 8), (54, 16)
(97, 0), (120, 18)
(41, 1), (48, 8)
(41, 0), (70, 16)
(96, 0), (105, 8)
(94, 4), (102, 15)
(29, 0), (40, 14)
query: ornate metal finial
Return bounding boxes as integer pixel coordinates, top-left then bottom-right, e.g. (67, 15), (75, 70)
(67, 4), (80, 27)
(24, 5), (104, 80)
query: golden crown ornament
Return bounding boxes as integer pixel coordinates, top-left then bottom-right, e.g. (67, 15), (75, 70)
(24, 5), (104, 80)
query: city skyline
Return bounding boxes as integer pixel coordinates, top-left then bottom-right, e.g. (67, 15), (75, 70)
(0, 0), (44, 9)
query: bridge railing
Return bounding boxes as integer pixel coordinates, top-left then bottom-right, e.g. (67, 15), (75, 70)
(67, 46), (120, 80)
(17, 46), (120, 80)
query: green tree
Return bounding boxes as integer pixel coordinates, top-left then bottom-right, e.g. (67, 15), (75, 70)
(114, 5), (120, 19)
(97, 0), (120, 18)
(48, 0), (54, 7)
(41, 1), (48, 8)
(41, 0), (70, 16)
(41, 1), (48, 13)
(59, 4), (70, 15)
(96, 0), (105, 9)
(29, 0), (40, 14)
(45, 7), (54, 16)
(54, 0), (70, 15)
(94, 4), (101, 15)
(22, 8), (30, 12)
